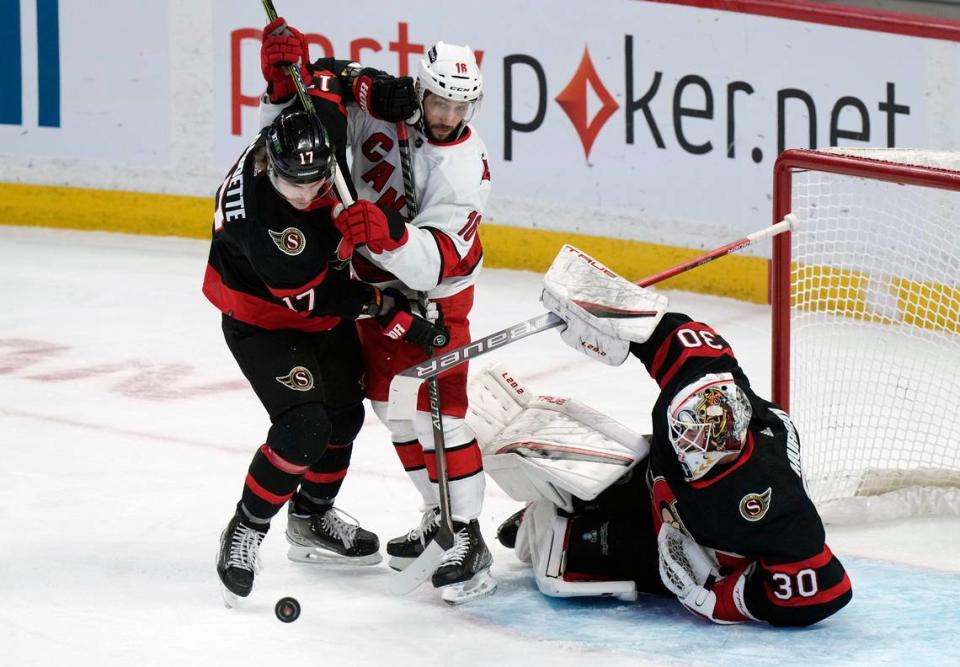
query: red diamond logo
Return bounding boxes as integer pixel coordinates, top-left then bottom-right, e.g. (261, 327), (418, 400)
(555, 47), (620, 161)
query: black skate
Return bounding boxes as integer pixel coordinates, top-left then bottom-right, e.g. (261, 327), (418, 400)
(386, 507), (440, 571)
(496, 507), (526, 549)
(431, 520), (497, 605)
(216, 512), (267, 608)
(285, 504), (381, 565)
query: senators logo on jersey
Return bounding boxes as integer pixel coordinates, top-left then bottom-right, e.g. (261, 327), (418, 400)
(269, 227), (307, 256)
(275, 366), (315, 392)
(739, 487), (772, 521)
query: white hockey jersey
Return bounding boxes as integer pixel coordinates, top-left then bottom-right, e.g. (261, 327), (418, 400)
(346, 110), (490, 299)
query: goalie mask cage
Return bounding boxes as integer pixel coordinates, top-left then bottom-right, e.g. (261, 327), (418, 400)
(771, 148), (960, 523)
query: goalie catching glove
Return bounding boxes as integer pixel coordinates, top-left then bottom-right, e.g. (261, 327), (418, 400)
(541, 245), (668, 366)
(658, 523), (755, 624)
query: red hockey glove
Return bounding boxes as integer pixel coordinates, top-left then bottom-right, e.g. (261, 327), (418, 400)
(352, 69), (419, 123)
(261, 17), (310, 103)
(376, 288), (450, 348)
(334, 200), (409, 253)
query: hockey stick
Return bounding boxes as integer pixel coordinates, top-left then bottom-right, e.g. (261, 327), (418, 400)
(260, 0), (353, 208)
(387, 214), (798, 419)
(396, 121), (418, 220)
(386, 120), (459, 595)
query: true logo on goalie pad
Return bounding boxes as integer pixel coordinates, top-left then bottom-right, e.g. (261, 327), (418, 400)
(561, 245), (617, 279)
(739, 487), (772, 522)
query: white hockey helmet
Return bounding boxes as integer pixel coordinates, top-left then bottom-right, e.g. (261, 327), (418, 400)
(417, 41), (483, 109)
(666, 373), (752, 481)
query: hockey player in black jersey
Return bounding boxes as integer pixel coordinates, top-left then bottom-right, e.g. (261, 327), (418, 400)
(206, 102), (447, 606)
(472, 245), (851, 626)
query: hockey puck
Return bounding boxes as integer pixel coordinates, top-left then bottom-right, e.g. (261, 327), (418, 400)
(275, 597), (301, 623)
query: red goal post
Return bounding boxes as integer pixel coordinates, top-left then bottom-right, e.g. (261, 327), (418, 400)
(771, 148), (960, 521)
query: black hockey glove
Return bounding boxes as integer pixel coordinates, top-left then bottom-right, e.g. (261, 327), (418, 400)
(352, 69), (419, 122)
(376, 288), (450, 349)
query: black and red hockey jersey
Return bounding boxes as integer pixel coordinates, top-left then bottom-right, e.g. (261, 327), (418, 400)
(203, 130), (376, 332)
(631, 312), (852, 626)
(204, 70), (379, 331)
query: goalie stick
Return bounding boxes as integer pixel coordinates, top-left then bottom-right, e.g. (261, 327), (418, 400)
(387, 214), (798, 420)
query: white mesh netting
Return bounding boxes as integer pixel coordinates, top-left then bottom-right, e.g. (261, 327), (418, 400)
(786, 148), (960, 522)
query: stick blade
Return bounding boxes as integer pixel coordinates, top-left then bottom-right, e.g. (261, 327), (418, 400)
(387, 540), (445, 595)
(387, 373), (424, 421)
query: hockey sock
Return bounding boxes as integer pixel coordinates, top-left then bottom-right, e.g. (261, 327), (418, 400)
(422, 439), (484, 484)
(391, 439), (438, 506)
(241, 444), (309, 522)
(423, 439), (485, 519)
(393, 439), (425, 474)
(297, 441), (353, 508)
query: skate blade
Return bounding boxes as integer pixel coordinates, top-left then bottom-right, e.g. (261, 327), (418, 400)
(440, 569), (498, 606)
(287, 545), (383, 566)
(220, 584), (239, 609)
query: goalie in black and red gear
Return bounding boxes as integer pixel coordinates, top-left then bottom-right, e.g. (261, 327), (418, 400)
(473, 246), (851, 627)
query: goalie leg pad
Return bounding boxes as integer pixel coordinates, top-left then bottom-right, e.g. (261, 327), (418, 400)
(516, 500), (639, 601)
(465, 363), (531, 449)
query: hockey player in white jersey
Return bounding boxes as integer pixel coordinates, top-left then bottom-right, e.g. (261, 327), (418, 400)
(259, 22), (493, 602)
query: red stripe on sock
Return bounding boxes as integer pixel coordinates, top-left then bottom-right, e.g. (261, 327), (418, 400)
(423, 441), (483, 481)
(394, 440), (426, 471)
(302, 468), (348, 484)
(244, 473), (295, 505)
(259, 444), (309, 475)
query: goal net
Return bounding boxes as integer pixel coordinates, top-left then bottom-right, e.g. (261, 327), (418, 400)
(771, 148), (960, 523)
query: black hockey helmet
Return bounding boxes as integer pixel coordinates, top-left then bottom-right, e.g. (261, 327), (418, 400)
(265, 108), (335, 185)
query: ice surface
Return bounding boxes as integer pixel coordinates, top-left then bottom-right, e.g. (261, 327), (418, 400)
(2, 227), (958, 666)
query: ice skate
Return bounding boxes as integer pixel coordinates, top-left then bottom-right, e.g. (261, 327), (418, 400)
(432, 520), (497, 605)
(285, 504), (382, 565)
(386, 506), (441, 571)
(216, 512), (267, 608)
